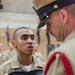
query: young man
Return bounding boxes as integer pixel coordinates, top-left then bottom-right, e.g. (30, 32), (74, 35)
(32, 0), (75, 75)
(0, 27), (45, 75)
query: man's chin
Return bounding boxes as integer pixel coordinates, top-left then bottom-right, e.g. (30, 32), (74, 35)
(56, 37), (62, 42)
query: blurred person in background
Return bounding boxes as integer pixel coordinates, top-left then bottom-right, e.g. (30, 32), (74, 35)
(0, 27), (45, 75)
(52, 44), (58, 50)
(4, 42), (16, 60)
(33, 43), (44, 61)
(0, 43), (8, 65)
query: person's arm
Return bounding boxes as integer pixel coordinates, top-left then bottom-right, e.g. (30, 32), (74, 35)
(45, 54), (66, 75)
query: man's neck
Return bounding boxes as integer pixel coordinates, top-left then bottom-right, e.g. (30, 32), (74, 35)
(18, 54), (33, 66)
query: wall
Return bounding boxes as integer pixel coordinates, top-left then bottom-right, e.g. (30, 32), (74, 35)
(1, 0), (35, 14)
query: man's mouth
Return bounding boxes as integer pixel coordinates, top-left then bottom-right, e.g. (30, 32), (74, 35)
(28, 46), (34, 48)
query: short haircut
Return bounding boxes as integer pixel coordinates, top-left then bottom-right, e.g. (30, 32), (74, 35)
(13, 27), (30, 41)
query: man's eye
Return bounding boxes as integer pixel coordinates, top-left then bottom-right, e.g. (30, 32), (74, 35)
(31, 36), (35, 40)
(21, 37), (28, 40)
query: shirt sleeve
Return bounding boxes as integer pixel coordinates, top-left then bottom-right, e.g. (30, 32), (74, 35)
(46, 54), (66, 75)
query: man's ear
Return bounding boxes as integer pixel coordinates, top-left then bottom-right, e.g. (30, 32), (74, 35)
(11, 41), (17, 48)
(59, 9), (68, 24)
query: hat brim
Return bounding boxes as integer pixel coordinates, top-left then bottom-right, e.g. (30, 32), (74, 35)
(33, 0), (75, 24)
(37, 21), (45, 28)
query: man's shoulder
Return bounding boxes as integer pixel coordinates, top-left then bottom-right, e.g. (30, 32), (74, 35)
(0, 55), (20, 73)
(0, 55), (18, 68)
(0, 58), (13, 68)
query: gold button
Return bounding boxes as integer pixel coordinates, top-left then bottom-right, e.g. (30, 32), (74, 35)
(54, 4), (58, 9)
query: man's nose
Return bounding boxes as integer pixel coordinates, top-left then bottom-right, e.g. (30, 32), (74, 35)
(27, 38), (33, 44)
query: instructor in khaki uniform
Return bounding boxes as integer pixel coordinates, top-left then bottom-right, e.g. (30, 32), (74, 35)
(0, 27), (45, 75)
(32, 0), (75, 75)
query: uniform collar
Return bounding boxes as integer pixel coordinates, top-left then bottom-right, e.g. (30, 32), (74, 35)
(11, 55), (21, 69)
(10, 55), (44, 70)
(64, 30), (75, 43)
(32, 55), (44, 68)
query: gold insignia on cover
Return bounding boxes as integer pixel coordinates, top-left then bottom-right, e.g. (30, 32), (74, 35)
(54, 4), (58, 9)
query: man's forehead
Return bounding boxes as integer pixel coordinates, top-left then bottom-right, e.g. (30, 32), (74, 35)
(17, 29), (34, 35)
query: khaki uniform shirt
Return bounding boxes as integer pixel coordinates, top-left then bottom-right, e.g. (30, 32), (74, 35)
(47, 30), (75, 75)
(0, 53), (8, 65)
(0, 54), (45, 75)
(34, 52), (44, 61)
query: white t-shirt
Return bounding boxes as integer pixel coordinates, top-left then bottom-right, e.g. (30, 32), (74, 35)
(24, 64), (32, 71)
